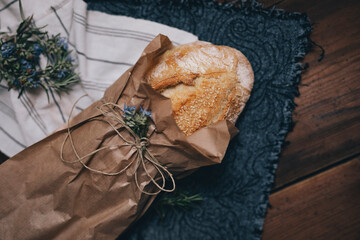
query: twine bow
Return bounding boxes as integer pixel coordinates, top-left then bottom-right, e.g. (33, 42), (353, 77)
(60, 95), (175, 195)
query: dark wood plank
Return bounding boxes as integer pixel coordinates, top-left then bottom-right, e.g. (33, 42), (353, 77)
(257, 0), (360, 189)
(263, 157), (360, 240)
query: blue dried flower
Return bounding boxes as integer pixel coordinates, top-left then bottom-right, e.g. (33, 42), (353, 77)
(30, 71), (37, 77)
(123, 105), (136, 112)
(57, 37), (68, 51)
(1, 43), (15, 58)
(33, 44), (42, 56)
(13, 78), (20, 87)
(122, 104), (136, 117)
(57, 69), (67, 78)
(66, 55), (74, 62)
(140, 106), (152, 119)
(21, 61), (33, 72)
(123, 104), (136, 114)
(31, 80), (40, 88)
(19, 60), (37, 78)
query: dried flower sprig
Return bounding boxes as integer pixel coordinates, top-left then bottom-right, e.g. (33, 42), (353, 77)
(122, 105), (152, 138)
(0, 14), (79, 100)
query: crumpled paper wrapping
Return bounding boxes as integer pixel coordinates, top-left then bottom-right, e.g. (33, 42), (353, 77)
(0, 35), (237, 240)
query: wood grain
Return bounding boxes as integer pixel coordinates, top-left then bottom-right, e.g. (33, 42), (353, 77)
(257, 0), (360, 190)
(263, 157), (360, 240)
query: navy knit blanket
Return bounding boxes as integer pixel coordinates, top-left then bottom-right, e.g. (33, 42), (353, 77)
(85, 1), (312, 239)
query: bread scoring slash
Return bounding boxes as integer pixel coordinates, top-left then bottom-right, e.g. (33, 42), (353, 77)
(145, 41), (254, 136)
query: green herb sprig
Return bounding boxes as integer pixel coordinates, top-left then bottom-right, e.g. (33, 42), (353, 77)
(155, 191), (203, 218)
(0, 14), (79, 100)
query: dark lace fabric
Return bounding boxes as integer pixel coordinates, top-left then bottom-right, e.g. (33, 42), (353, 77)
(85, 1), (312, 239)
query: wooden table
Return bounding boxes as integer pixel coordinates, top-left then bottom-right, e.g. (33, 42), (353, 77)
(1, 0), (359, 239)
(258, 0), (360, 239)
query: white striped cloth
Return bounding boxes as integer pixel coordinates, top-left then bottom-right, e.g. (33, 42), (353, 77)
(0, 0), (198, 157)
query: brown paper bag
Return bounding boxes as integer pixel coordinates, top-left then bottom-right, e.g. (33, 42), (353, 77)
(0, 35), (237, 240)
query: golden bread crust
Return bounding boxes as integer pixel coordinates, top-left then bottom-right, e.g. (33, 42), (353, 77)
(145, 41), (254, 136)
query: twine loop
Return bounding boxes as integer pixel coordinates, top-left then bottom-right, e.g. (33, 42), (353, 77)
(60, 95), (175, 195)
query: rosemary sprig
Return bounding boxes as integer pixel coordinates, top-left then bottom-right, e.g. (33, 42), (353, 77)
(155, 191), (203, 218)
(0, 14), (79, 100)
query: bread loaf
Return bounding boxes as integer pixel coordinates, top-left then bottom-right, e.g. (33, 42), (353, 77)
(145, 41), (254, 136)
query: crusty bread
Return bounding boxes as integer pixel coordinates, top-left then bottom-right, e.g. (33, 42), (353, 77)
(145, 41), (254, 136)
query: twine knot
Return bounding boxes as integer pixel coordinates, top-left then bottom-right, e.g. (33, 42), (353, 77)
(135, 137), (149, 149)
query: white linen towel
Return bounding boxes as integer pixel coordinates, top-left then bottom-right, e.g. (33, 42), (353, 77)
(0, 0), (198, 157)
